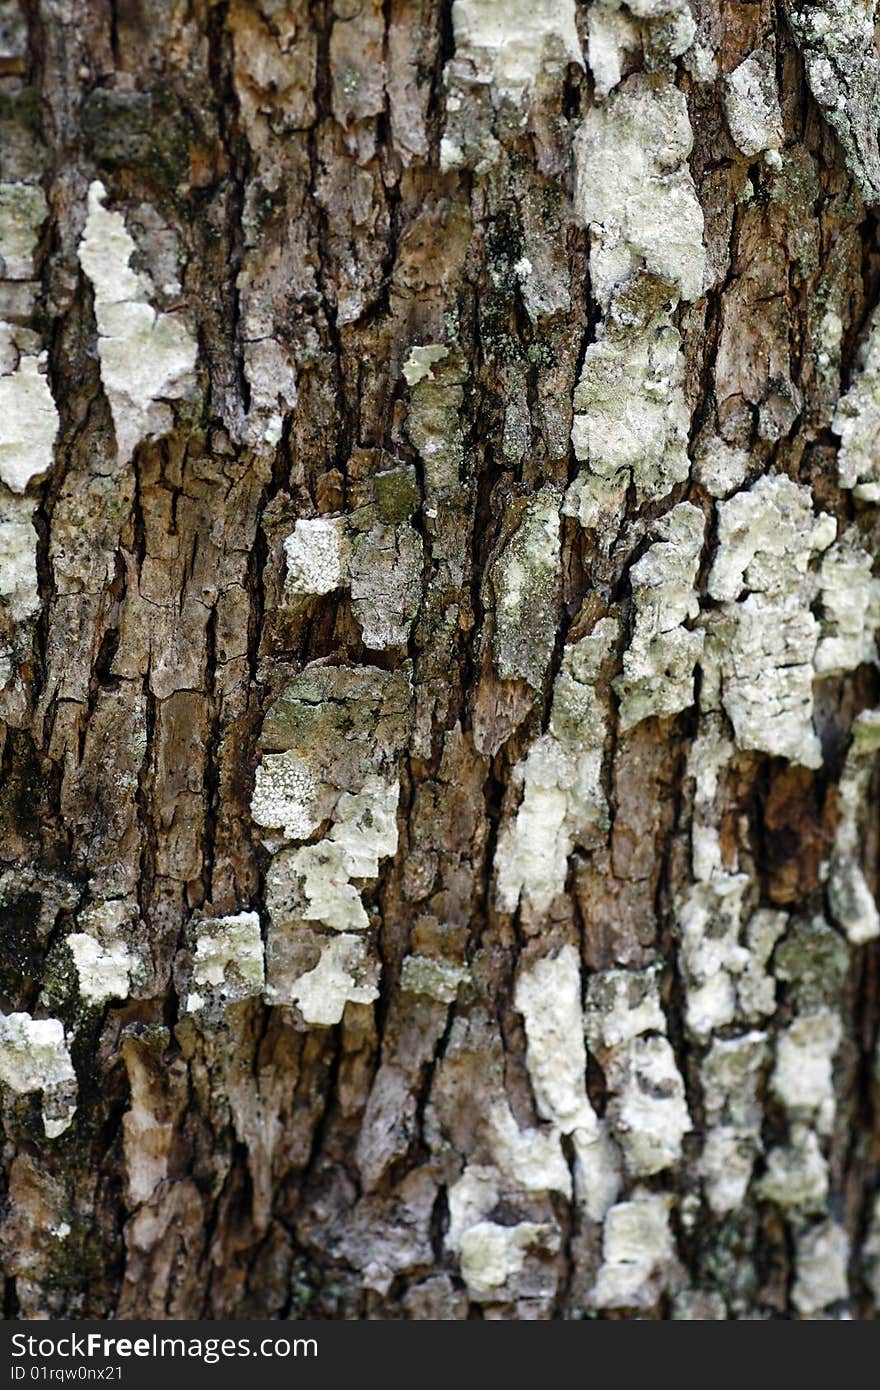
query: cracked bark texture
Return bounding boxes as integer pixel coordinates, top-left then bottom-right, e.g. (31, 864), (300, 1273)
(0, 0), (879, 1321)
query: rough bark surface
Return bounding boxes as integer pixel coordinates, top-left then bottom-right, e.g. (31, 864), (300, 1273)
(0, 0), (879, 1320)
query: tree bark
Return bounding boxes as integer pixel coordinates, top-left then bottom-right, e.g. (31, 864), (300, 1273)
(0, 0), (879, 1320)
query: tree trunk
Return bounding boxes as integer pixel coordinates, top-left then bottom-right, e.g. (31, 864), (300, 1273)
(0, 0), (879, 1320)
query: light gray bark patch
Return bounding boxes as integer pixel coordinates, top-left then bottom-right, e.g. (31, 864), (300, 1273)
(490, 488), (561, 689)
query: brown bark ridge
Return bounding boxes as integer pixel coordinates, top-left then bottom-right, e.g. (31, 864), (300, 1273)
(0, 0), (878, 1320)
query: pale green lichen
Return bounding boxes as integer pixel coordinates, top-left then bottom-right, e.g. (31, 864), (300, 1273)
(77, 180), (198, 464)
(0, 181), (47, 279)
(585, 965), (666, 1051)
(66, 933), (135, 1007)
(759, 1123), (829, 1215)
(0, 492), (40, 621)
(793, 1220), (849, 1314)
(515, 945), (621, 1220)
(0, 341), (59, 494)
(566, 281), (692, 527)
(402, 344), (449, 387)
(268, 777), (399, 935)
(400, 954), (469, 1004)
(349, 521), (423, 649)
(606, 1035), (690, 1177)
(699, 1031), (767, 1215)
(588, 1), (696, 100)
(283, 517), (346, 598)
(771, 1008), (841, 1135)
(828, 711), (880, 944)
(0, 1010), (77, 1138)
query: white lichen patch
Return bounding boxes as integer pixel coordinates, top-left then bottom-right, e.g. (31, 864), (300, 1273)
(488, 1101), (572, 1197)
(828, 711), (880, 944)
(585, 965), (666, 1051)
(705, 474), (837, 768)
(459, 1219), (554, 1296)
(77, 181), (198, 464)
(515, 947), (596, 1134)
(450, 0), (582, 101)
(0, 492), (40, 621)
(834, 304), (880, 498)
(699, 1031), (767, 1215)
(400, 954), (469, 1004)
(573, 76), (705, 308)
(723, 51), (784, 157)
(283, 517), (346, 597)
(606, 1035), (690, 1177)
(495, 617), (616, 915)
(402, 344), (449, 387)
(187, 912), (264, 1012)
(0, 351), (59, 494)
(290, 933), (379, 1025)
(566, 284), (692, 527)
(793, 1220), (849, 1315)
(251, 750), (320, 840)
(283, 512), (422, 650)
(771, 1008), (841, 1135)
(592, 1192), (678, 1310)
(66, 933), (135, 1006)
(758, 1123), (829, 1215)
(588, 1), (696, 100)
(491, 488), (561, 689)
(677, 869), (750, 1038)
(276, 777), (400, 934)
(515, 945), (620, 1219)
(815, 538), (880, 676)
(615, 503), (705, 729)
(0, 1011), (77, 1138)
(0, 182), (47, 279)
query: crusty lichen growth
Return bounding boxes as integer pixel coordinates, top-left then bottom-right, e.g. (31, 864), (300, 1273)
(77, 180), (198, 464)
(832, 303), (880, 498)
(587, 1), (696, 101)
(592, 1191), (679, 1310)
(786, 0), (880, 206)
(0, 1011), (77, 1138)
(723, 51), (784, 158)
(440, 0), (583, 170)
(573, 76), (705, 308)
(566, 277), (693, 527)
(704, 474), (837, 768)
(186, 911), (264, 1013)
(614, 502), (705, 730)
(495, 617), (617, 915)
